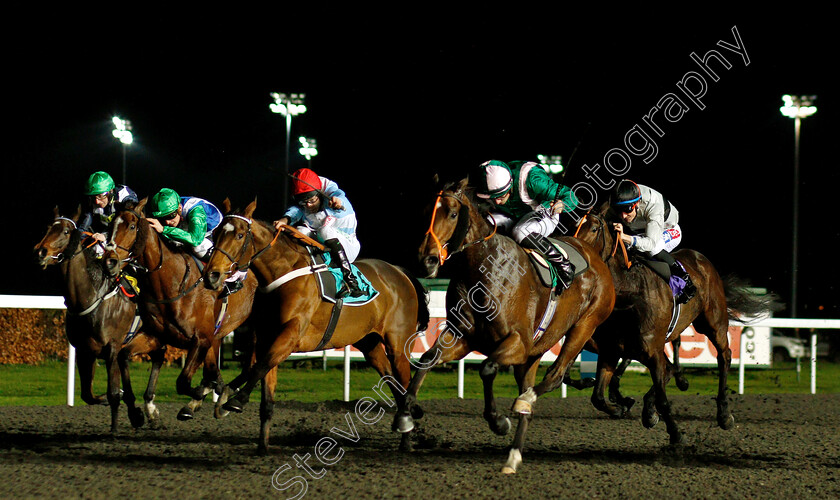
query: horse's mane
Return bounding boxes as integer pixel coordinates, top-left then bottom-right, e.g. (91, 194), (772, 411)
(229, 210), (312, 258)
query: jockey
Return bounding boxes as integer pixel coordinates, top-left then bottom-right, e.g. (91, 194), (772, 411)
(273, 168), (364, 298)
(148, 188), (246, 293)
(475, 159), (578, 291)
(79, 171), (139, 254)
(610, 179), (696, 304)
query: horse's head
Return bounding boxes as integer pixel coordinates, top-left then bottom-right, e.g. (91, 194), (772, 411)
(418, 177), (479, 278)
(204, 198), (257, 291)
(103, 197), (149, 278)
(34, 205), (81, 268)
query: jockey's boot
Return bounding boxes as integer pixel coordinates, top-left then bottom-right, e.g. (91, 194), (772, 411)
(670, 263), (697, 304)
(521, 233), (574, 292)
(324, 238), (364, 298)
(653, 250), (696, 304)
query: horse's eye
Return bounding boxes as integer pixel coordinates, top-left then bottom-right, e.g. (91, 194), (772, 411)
(236, 233), (244, 240)
(449, 211), (458, 219)
(130, 224), (136, 230)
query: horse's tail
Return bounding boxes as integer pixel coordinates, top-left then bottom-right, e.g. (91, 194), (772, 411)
(397, 266), (430, 331)
(723, 273), (784, 322)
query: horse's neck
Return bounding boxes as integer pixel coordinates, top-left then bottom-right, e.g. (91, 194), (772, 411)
(463, 233), (530, 293)
(250, 223), (308, 283)
(60, 249), (107, 308)
(141, 231), (192, 292)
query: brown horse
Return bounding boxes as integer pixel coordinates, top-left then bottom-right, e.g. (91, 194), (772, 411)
(33, 206), (165, 431)
(202, 199), (428, 454)
(102, 198), (259, 421)
(575, 205), (775, 443)
(393, 178), (615, 474)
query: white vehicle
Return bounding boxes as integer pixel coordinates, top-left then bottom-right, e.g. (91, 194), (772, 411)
(770, 331), (807, 363)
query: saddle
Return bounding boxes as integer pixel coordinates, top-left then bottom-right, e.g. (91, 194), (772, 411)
(523, 238), (589, 288)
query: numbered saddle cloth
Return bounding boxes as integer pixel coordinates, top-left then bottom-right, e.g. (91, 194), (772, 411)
(525, 238), (589, 288)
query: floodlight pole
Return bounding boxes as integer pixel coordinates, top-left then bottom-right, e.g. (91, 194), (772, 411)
(779, 95), (817, 319)
(270, 93), (307, 209)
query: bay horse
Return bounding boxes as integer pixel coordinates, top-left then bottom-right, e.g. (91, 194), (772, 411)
(102, 198), (259, 421)
(202, 199), (428, 454)
(575, 205), (775, 443)
(393, 178), (615, 474)
(33, 206), (165, 432)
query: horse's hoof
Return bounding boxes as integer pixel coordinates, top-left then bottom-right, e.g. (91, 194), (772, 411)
(214, 406), (231, 419)
(675, 377), (689, 392)
(398, 433), (413, 452)
(393, 414), (415, 434)
(128, 408), (145, 428)
(642, 412), (660, 429)
(223, 398), (245, 414)
(580, 377), (596, 389)
(669, 433), (684, 445)
(491, 416), (511, 436)
(410, 404), (424, 421)
(621, 397), (636, 413)
(719, 414), (735, 430)
(501, 449), (522, 474)
(177, 408), (194, 421)
(511, 399), (532, 415)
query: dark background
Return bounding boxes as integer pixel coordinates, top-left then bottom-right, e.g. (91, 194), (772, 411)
(6, 10), (836, 318)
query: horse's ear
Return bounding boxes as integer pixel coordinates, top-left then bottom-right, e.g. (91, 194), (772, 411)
(72, 205), (82, 222)
(52, 205), (59, 218)
(455, 177), (469, 195)
(432, 173), (440, 187)
(137, 197), (148, 215)
(222, 197), (232, 214)
(244, 198), (257, 218)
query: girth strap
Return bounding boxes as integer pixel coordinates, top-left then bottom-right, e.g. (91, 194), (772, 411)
(314, 298), (344, 351)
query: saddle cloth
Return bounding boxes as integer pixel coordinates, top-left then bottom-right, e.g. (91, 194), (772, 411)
(308, 249), (379, 306)
(524, 238), (589, 288)
(641, 259), (688, 299)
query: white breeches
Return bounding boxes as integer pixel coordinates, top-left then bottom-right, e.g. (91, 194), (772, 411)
(487, 210), (559, 244)
(297, 226), (361, 262)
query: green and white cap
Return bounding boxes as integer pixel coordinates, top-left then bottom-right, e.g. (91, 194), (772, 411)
(475, 160), (513, 199)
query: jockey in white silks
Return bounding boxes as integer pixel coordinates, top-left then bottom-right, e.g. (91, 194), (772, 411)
(273, 168), (363, 298)
(610, 179), (696, 304)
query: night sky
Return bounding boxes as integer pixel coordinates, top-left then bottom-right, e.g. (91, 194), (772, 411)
(7, 11), (836, 318)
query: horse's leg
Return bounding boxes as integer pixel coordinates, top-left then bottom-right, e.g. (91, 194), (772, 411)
(670, 336), (689, 391)
(393, 327), (472, 435)
(352, 334), (413, 451)
(693, 311), (734, 430)
(591, 355), (633, 418)
(103, 344), (123, 434)
(258, 365), (278, 455)
(216, 329), (257, 418)
(117, 341), (145, 429)
(223, 320), (301, 415)
(479, 359), (511, 436)
(501, 359), (539, 475)
(607, 357), (636, 412)
(143, 345), (166, 429)
(646, 353), (682, 444)
(178, 341), (222, 421)
(76, 347), (106, 406)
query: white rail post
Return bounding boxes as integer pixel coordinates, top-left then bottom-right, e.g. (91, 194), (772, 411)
(739, 328), (747, 395)
(810, 331), (817, 394)
(457, 359), (464, 399)
(66, 343), (76, 406)
(343, 346), (351, 402)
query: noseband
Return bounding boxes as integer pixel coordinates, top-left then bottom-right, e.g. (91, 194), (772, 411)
(425, 191), (497, 265)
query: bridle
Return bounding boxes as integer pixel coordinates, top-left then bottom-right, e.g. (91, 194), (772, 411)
(425, 190), (497, 265)
(574, 211), (631, 269)
(106, 210), (164, 274)
(210, 214), (326, 277)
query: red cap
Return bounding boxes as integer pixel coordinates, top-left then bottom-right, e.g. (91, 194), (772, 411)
(291, 168), (322, 195)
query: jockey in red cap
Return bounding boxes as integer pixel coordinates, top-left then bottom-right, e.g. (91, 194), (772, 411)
(274, 168), (364, 298)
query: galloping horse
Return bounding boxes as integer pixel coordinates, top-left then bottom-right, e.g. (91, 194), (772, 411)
(202, 199), (428, 454)
(34, 206), (164, 432)
(393, 178), (615, 474)
(575, 205), (775, 443)
(102, 198), (259, 421)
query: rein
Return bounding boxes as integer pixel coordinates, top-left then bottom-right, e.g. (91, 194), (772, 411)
(425, 191), (497, 265)
(212, 214), (325, 276)
(574, 213), (631, 269)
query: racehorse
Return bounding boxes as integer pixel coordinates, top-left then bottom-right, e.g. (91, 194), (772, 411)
(202, 199), (428, 454)
(393, 177), (615, 474)
(33, 206), (164, 432)
(102, 198), (259, 421)
(575, 205), (776, 443)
